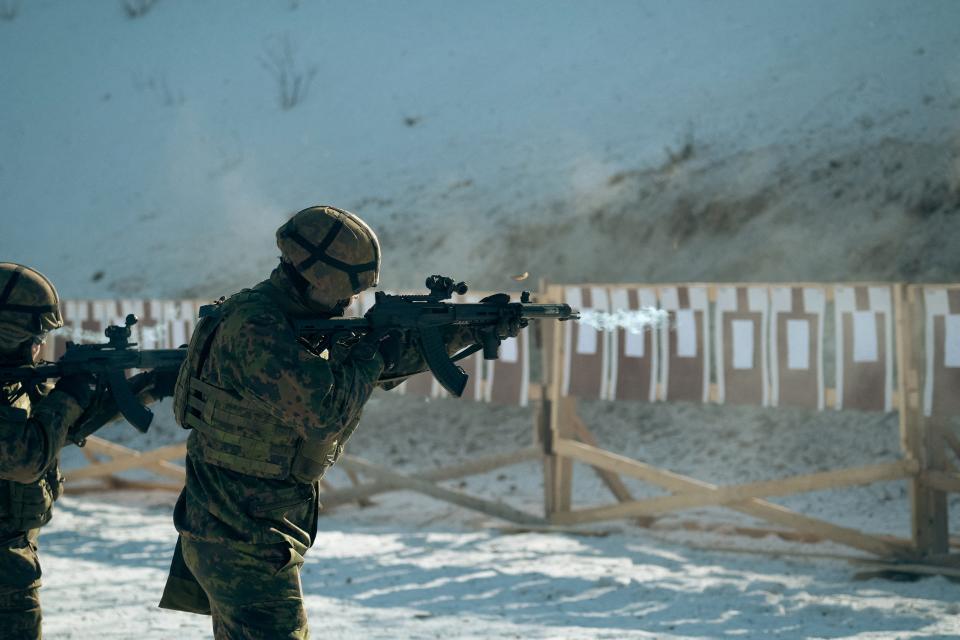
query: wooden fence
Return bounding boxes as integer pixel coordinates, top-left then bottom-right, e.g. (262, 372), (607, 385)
(62, 283), (960, 570)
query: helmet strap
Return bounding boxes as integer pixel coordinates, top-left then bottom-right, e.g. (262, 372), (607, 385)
(278, 259), (350, 316)
(280, 258), (313, 298)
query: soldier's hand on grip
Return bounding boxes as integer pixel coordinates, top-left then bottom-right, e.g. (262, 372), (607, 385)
(54, 372), (98, 409)
(150, 369), (178, 400)
(355, 329), (403, 372)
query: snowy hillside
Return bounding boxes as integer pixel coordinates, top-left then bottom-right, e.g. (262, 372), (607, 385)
(1, 0), (958, 296)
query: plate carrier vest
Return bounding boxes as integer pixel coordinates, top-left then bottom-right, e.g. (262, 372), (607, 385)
(173, 292), (346, 484)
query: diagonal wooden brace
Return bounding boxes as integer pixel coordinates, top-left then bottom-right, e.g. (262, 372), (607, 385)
(552, 439), (913, 558)
(320, 447), (541, 509)
(66, 436), (186, 482)
(338, 455), (546, 526)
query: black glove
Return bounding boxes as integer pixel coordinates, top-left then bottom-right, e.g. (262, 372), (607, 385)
(353, 329), (403, 371)
(55, 372), (98, 409)
(151, 369), (178, 400)
(479, 294), (527, 340)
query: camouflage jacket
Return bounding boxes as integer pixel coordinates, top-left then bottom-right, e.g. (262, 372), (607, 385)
(175, 270), (476, 552)
(0, 378), (84, 535)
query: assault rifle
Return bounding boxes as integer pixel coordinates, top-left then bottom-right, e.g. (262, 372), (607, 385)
(292, 275), (580, 396)
(0, 315), (186, 432)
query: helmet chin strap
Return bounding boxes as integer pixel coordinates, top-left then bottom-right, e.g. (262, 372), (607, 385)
(279, 260), (349, 316)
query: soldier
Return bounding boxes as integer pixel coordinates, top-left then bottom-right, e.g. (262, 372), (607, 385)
(0, 263), (170, 638)
(159, 206), (513, 639)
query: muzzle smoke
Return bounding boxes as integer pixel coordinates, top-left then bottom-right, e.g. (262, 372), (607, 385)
(576, 308), (670, 334)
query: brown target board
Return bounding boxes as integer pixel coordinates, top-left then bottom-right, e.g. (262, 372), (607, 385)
(770, 286), (826, 409)
(659, 286), (710, 403)
(922, 287), (960, 418)
(714, 286), (769, 406)
(834, 285), (894, 412)
(607, 286), (658, 402)
(561, 286), (610, 399)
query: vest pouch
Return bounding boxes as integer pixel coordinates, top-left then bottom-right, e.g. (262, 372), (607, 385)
(185, 379), (301, 480)
(7, 478), (55, 532)
(290, 436), (342, 484)
(246, 483), (315, 519)
(47, 464), (64, 503)
(174, 314), (223, 430)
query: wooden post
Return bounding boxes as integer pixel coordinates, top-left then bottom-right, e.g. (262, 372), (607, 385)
(552, 396), (576, 514)
(537, 287), (569, 519)
(541, 288), (574, 519)
(898, 284), (949, 556)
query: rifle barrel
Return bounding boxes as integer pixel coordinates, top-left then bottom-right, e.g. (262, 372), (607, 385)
(518, 303), (579, 320)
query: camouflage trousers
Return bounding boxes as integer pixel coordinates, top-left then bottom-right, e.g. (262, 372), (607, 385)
(0, 529), (42, 640)
(162, 535), (309, 640)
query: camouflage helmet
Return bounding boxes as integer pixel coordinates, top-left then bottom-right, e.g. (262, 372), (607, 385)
(276, 206), (381, 305)
(0, 263), (63, 348)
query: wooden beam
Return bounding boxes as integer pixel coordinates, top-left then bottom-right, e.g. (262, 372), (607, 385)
(551, 439), (910, 558)
(939, 427), (960, 466)
(320, 447), (541, 509)
(67, 441), (187, 481)
(854, 562), (960, 580)
(551, 396), (575, 512)
(569, 413), (635, 504)
(341, 467), (374, 507)
(78, 436), (185, 480)
(66, 478), (182, 494)
(338, 456), (546, 526)
(101, 477), (182, 492)
(567, 411), (659, 528)
(923, 471), (960, 494)
(898, 284), (950, 555)
(542, 299), (574, 518)
(650, 519), (824, 544)
(675, 541), (960, 580)
(551, 457), (916, 523)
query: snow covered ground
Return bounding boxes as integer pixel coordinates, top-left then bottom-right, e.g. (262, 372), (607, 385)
(37, 489), (960, 639)
(44, 395), (960, 639)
